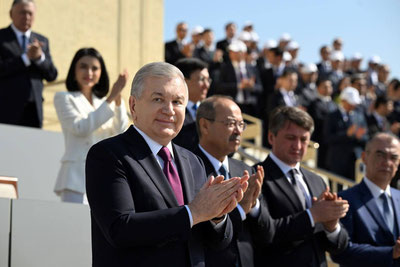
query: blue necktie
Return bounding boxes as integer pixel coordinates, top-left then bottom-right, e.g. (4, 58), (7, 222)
(21, 35), (26, 53)
(218, 165), (228, 180)
(380, 193), (394, 232)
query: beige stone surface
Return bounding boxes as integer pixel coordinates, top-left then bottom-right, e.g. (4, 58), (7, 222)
(0, 0), (164, 131)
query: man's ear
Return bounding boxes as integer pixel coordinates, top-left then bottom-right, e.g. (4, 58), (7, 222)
(199, 118), (209, 137)
(268, 131), (274, 147)
(129, 96), (136, 121)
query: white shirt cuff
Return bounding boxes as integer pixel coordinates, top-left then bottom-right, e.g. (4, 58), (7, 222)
(34, 53), (45, 64)
(209, 214), (227, 230)
(248, 198), (261, 218)
(184, 205), (193, 228)
(325, 223), (341, 242)
(21, 53), (31, 66)
(306, 209), (315, 227)
(236, 204), (247, 221)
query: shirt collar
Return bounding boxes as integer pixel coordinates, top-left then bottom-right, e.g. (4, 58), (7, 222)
(363, 176), (391, 198)
(134, 125), (174, 159)
(11, 23), (31, 39)
(269, 152), (300, 176)
(198, 144), (229, 174)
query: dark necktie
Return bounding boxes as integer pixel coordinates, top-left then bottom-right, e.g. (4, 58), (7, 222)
(192, 104), (198, 118)
(288, 169), (310, 209)
(218, 165), (228, 180)
(380, 193), (394, 232)
(158, 147), (184, 205)
(21, 35), (26, 53)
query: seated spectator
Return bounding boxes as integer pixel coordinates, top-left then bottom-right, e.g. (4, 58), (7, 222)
(324, 87), (368, 180)
(375, 64), (391, 96)
(332, 133), (400, 267)
(346, 52), (363, 76)
(366, 55), (381, 87)
(329, 51), (345, 93)
(53, 48), (129, 203)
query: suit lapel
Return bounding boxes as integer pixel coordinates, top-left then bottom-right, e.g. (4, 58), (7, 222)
(228, 158), (243, 178)
(123, 126), (179, 207)
(266, 157), (304, 211)
(359, 181), (394, 239)
(391, 188), (400, 238)
(173, 144), (195, 203)
(6, 26), (23, 54)
(194, 146), (217, 177)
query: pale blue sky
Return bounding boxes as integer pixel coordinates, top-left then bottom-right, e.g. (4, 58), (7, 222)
(165, 0), (400, 79)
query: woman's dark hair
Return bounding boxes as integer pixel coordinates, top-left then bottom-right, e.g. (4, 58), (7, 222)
(65, 48), (110, 98)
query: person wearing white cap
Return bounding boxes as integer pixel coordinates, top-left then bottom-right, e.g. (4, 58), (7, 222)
(332, 37), (343, 51)
(376, 64), (391, 96)
(317, 45), (332, 80)
(286, 41), (300, 70)
(216, 22), (237, 63)
(329, 51), (346, 92)
(324, 86), (369, 180)
(216, 40), (263, 117)
(366, 55), (382, 87)
(297, 63), (319, 109)
(278, 32), (291, 50)
(346, 52), (363, 76)
(165, 22), (191, 65)
(256, 39), (277, 73)
(190, 25), (204, 49)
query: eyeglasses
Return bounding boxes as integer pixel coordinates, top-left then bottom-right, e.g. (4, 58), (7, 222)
(198, 76), (212, 84)
(204, 118), (247, 131)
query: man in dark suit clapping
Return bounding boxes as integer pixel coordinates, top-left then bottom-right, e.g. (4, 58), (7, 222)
(0, 0), (57, 128)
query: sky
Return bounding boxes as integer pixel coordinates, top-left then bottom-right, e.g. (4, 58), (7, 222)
(165, 0), (400, 79)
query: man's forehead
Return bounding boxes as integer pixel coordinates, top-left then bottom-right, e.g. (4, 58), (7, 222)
(371, 140), (400, 154)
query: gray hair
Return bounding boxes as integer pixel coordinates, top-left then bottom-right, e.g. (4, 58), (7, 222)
(269, 106), (314, 135)
(196, 95), (234, 138)
(130, 62), (186, 98)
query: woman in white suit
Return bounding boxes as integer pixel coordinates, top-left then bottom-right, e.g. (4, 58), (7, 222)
(54, 48), (129, 203)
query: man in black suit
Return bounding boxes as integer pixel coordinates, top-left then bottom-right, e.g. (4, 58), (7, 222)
(165, 22), (190, 65)
(0, 0), (58, 128)
(194, 95), (265, 267)
(86, 62), (248, 267)
(366, 95), (392, 137)
(316, 45), (332, 80)
(216, 22), (236, 63)
(324, 87), (369, 180)
(255, 106), (349, 267)
(173, 58), (210, 150)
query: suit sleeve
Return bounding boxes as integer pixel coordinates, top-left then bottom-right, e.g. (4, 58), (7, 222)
(54, 92), (115, 137)
(86, 142), (193, 249)
(331, 204), (395, 266)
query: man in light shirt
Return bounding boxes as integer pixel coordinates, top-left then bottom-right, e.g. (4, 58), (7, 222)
(0, 0), (57, 127)
(332, 133), (400, 267)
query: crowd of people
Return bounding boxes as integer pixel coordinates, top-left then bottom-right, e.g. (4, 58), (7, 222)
(3, 1), (400, 266)
(165, 21), (400, 181)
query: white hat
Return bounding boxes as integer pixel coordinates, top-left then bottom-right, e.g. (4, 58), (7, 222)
(250, 31), (259, 42)
(244, 20), (253, 27)
(263, 39), (277, 49)
(287, 41), (299, 50)
(340, 87), (361, 105)
(239, 31), (252, 42)
(283, 51), (292, 62)
(351, 52), (363, 61)
(369, 55), (381, 64)
(191, 25), (204, 36)
(302, 63), (318, 74)
(330, 51), (345, 61)
(228, 40), (247, 52)
(280, 33), (291, 42)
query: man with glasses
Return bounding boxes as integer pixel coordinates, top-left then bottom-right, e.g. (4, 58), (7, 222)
(174, 58), (211, 150)
(332, 133), (400, 267)
(194, 95), (267, 267)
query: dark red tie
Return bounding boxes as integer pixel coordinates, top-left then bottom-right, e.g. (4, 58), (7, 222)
(158, 147), (184, 206)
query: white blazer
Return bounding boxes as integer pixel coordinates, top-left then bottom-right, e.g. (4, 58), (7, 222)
(53, 91), (129, 194)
